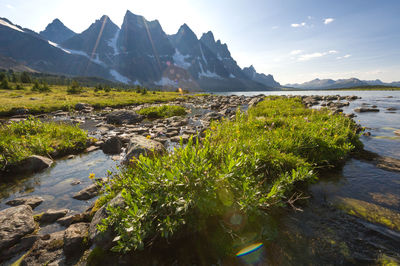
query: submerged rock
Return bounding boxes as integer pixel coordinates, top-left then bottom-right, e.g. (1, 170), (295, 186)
(0, 205), (36, 250)
(124, 135), (165, 163)
(354, 107), (380, 113)
(6, 196), (44, 209)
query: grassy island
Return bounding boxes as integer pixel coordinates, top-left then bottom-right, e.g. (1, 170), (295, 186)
(0, 117), (88, 171)
(97, 96), (362, 256)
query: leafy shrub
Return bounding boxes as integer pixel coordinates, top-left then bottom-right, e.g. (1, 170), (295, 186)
(0, 117), (88, 170)
(0, 79), (12, 90)
(67, 81), (83, 94)
(137, 105), (187, 118)
(31, 81), (51, 93)
(99, 97), (362, 253)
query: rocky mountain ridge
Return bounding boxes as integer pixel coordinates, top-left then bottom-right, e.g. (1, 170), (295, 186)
(0, 12), (281, 91)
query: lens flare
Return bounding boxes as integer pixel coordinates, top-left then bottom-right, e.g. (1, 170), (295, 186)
(236, 242), (264, 257)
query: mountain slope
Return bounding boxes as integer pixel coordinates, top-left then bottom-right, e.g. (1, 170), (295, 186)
(0, 17), (111, 79)
(40, 19), (76, 43)
(285, 78), (368, 89)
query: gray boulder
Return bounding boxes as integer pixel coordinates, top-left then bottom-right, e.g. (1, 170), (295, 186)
(89, 193), (124, 249)
(20, 231), (65, 265)
(124, 135), (165, 163)
(63, 222), (90, 257)
(101, 136), (122, 154)
(72, 184), (100, 200)
(0, 205), (36, 250)
(106, 110), (143, 125)
(6, 196), (44, 209)
(12, 155), (53, 174)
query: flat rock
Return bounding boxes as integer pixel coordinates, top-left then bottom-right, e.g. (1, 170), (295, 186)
(6, 196), (44, 209)
(0, 205), (35, 250)
(0, 235), (38, 261)
(72, 184), (100, 200)
(85, 145), (100, 153)
(124, 135), (165, 163)
(57, 212), (91, 227)
(63, 222), (90, 257)
(39, 209), (69, 224)
(394, 130), (400, 136)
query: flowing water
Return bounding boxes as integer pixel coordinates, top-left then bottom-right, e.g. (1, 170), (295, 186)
(0, 90), (399, 264)
(216, 90), (400, 265)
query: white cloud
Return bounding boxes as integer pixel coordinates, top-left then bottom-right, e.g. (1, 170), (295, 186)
(337, 54), (352, 59)
(324, 18), (335, 24)
(6, 4), (14, 9)
(298, 50), (339, 61)
(291, 22), (306, 28)
(290, 50), (303, 55)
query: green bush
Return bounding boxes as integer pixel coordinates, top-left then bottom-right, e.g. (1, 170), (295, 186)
(67, 81), (83, 94)
(31, 81), (51, 93)
(0, 79), (12, 90)
(0, 117), (88, 170)
(99, 97), (362, 253)
(137, 105), (187, 119)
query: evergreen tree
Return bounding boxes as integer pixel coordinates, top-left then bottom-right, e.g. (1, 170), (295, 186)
(21, 72), (31, 83)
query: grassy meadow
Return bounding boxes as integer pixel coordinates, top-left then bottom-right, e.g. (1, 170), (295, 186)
(0, 83), (187, 116)
(97, 96), (362, 255)
(0, 117), (88, 171)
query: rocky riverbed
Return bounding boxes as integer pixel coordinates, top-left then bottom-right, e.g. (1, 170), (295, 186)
(1, 93), (399, 265)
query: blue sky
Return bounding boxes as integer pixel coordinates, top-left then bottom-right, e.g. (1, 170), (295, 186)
(1, 0), (400, 84)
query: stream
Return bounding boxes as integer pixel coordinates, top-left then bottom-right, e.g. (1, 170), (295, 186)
(0, 90), (399, 265)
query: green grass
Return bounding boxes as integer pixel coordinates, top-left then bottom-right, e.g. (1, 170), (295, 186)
(137, 105), (187, 119)
(98, 96), (362, 254)
(0, 117), (88, 170)
(0, 84), (188, 116)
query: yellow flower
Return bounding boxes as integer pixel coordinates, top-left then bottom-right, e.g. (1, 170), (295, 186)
(211, 126), (216, 131)
(146, 135), (151, 139)
(89, 173), (95, 179)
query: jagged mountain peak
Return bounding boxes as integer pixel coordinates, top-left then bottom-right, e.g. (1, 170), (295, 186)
(39, 18), (76, 43)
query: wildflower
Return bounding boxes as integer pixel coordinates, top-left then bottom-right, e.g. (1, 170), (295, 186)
(211, 126), (216, 131)
(146, 135), (151, 139)
(89, 173), (95, 179)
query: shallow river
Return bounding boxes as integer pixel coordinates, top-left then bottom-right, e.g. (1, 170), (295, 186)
(0, 90), (399, 264)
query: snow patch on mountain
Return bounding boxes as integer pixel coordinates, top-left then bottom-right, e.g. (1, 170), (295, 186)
(229, 74), (236, 78)
(48, 41), (71, 54)
(173, 49), (191, 69)
(199, 44), (208, 65)
(110, 69), (131, 83)
(0, 19), (24, 32)
(107, 30), (120, 55)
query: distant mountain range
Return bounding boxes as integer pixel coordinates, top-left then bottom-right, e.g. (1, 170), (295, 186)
(285, 78), (400, 90)
(0, 12), (281, 91)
